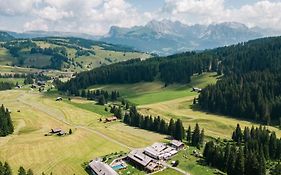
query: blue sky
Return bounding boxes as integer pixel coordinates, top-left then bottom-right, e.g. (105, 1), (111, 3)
(0, 0), (280, 35)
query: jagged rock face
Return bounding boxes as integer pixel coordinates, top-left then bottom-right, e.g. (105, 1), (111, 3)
(102, 20), (275, 55)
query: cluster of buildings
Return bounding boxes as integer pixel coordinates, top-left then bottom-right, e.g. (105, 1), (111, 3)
(127, 140), (184, 172)
(88, 140), (184, 175)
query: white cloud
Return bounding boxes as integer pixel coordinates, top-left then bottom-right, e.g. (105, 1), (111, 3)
(159, 0), (281, 29)
(24, 18), (48, 31)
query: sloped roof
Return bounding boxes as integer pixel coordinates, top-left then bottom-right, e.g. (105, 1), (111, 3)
(89, 160), (118, 175)
(128, 149), (153, 167)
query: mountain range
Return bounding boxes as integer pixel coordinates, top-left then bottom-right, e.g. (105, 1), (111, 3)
(101, 20), (280, 55)
(2, 20), (280, 55)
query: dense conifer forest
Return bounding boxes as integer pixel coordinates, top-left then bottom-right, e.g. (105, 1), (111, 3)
(59, 36), (281, 124)
(0, 105), (14, 136)
(203, 124), (281, 175)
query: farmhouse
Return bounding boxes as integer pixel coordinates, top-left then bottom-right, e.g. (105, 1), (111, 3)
(105, 116), (117, 122)
(88, 160), (118, 175)
(170, 140), (184, 150)
(127, 142), (180, 172)
(127, 149), (161, 172)
(144, 142), (178, 160)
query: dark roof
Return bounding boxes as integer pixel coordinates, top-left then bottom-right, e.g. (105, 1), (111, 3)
(127, 149), (153, 167)
(89, 160), (118, 175)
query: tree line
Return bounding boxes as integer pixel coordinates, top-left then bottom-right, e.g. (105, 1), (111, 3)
(123, 105), (204, 144)
(57, 53), (218, 94)
(0, 105), (14, 136)
(0, 82), (14, 91)
(203, 124), (281, 175)
(83, 89), (120, 105)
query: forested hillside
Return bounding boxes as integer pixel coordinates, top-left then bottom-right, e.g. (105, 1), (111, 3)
(198, 37), (281, 124)
(59, 36), (281, 125)
(58, 52), (218, 93)
(0, 37), (150, 71)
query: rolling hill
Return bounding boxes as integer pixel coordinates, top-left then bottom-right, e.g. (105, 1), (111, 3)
(0, 37), (151, 72)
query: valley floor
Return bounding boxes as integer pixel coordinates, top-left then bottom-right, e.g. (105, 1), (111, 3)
(1, 72), (281, 175)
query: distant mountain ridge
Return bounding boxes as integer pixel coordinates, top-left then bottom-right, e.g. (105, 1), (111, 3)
(0, 31), (14, 41)
(2, 20), (280, 55)
(102, 20), (280, 55)
(6, 31), (98, 40)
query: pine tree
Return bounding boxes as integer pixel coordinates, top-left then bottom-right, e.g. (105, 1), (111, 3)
(234, 147), (245, 175)
(227, 146), (237, 175)
(0, 161), (4, 175)
(192, 123), (200, 147)
(168, 119), (175, 136)
(175, 119), (184, 140)
(269, 132), (277, 159)
(18, 166), (26, 175)
(4, 162), (12, 175)
(186, 125), (192, 143)
(199, 129), (205, 146)
(97, 95), (106, 105)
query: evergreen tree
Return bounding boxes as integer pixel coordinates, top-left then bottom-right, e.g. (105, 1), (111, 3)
(192, 123), (200, 147)
(4, 162), (12, 175)
(175, 119), (184, 140)
(199, 129), (205, 146)
(168, 119), (175, 136)
(234, 147), (245, 175)
(18, 166), (26, 175)
(97, 95), (106, 105)
(186, 125), (192, 143)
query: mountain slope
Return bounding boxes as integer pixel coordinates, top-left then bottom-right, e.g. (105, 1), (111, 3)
(0, 31), (14, 42)
(59, 36), (281, 125)
(0, 37), (151, 71)
(102, 20), (275, 55)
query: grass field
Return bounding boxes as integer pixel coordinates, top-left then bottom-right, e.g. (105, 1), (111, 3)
(90, 73), (218, 105)
(167, 147), (219, 175)
(0, 89), (166, 174)
(154, 168), (185, 175)
(2, 72), (281, 175)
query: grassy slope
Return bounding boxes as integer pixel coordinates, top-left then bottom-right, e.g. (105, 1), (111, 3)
(92, 72), (281, 139)
(90, 73), (218, 105)
(0, 39), (151, 72)
(167, 147), (219, 175)
(0, 90), (166, 174)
